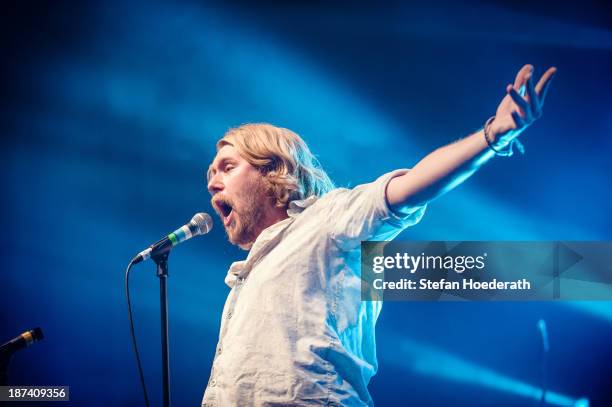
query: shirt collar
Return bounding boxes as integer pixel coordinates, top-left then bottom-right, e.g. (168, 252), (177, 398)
(224, 195), (319, 288)
(287, 195), (318, 217)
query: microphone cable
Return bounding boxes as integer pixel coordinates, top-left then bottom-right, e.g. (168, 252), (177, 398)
(125, 259), (151, 407)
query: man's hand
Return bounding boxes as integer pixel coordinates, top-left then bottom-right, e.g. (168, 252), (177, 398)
(386, 63), (557, 211)
(488, 64), (557, 145)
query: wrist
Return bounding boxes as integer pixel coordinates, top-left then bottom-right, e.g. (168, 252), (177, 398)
(483, 116), (524, 157)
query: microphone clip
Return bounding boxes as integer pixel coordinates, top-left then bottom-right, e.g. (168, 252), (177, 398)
(152, 250), (170, 278)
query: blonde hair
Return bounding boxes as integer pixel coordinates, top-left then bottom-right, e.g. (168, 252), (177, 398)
(216, 123), (334, 207)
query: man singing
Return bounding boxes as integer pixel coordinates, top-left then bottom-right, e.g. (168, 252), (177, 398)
(202, 64), (556, 406)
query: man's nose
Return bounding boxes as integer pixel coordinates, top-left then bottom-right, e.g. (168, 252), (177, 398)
(207, 174), (224, 195)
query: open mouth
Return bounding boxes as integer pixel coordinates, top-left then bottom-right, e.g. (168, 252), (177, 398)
(214, 199), (234, 227)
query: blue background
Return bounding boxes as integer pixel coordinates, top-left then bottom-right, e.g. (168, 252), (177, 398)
(2, 1), (611, 405)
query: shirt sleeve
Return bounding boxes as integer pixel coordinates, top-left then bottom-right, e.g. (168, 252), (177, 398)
(326, 169), (427, 252)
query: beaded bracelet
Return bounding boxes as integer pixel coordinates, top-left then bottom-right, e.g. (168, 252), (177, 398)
(483, 116), (525, 157)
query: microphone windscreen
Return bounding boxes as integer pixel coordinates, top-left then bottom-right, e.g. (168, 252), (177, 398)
(191, 213), (213, 235)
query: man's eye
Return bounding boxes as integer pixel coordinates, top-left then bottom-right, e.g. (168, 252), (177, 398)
(224, 165), (235, 172)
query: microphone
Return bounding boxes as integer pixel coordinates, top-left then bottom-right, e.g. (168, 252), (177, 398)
(132, 213), (213, 264)
(0, 328), (44, 356)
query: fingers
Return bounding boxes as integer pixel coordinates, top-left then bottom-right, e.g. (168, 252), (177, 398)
(526, 74), (540, 117)
(507, 84), (533, 122)
(507, 65), (556, 124)
(512, 111), (527, 129)
(513, 64), (533, 89)
(534, 67), (556, 94)
(535, 67), (557, 105)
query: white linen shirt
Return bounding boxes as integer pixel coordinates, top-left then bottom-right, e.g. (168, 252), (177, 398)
(202, 170), (426, 406)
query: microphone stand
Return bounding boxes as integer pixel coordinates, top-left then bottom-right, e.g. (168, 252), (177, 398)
(152, 251), (171, 407)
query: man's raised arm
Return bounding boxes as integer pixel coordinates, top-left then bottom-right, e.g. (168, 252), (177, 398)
(387, 64), (556, 213)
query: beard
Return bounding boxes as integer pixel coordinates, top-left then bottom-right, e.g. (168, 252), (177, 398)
(212, 175), (271, 250)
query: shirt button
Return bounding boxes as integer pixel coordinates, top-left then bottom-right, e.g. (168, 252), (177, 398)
(227, 312), (233, 319)
(210, 379), (217, 387)
(216, 347), (222, 355)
